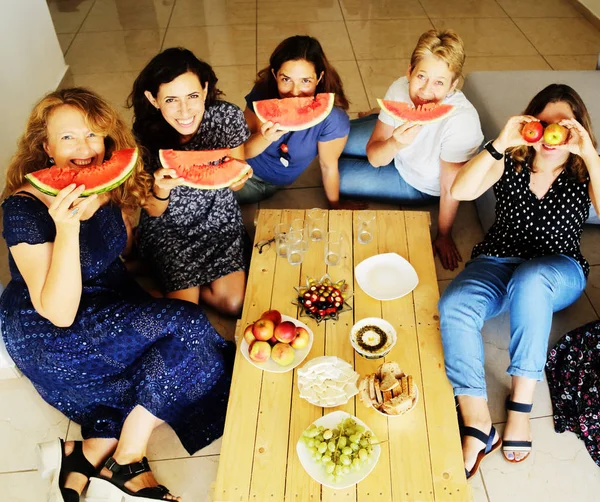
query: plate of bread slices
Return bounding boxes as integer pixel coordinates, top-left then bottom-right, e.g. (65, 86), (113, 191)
(358, 361), (418, 416)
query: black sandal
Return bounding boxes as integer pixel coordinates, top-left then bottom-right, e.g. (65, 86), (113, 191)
(86, 456), (175, 501)
(37, 438), (97, 502)
(503, 397), (533, 463)
(463, 425), (502, 479)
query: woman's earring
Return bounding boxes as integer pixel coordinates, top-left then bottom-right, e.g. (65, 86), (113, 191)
(49, 157), (55, 165)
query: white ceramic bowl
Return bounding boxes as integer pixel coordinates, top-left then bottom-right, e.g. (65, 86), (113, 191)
(350, 317), (397, 360)
(240, 315), (314, 373)
(355, 253), (418, 301)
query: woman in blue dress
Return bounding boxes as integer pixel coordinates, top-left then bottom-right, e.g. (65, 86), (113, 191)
(0, 88), (234, 501)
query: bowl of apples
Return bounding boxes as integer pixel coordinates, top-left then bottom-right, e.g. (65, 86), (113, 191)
(241, 309), (314, 373)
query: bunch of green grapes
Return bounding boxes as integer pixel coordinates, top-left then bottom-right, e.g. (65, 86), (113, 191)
(299, 417), (377, 482)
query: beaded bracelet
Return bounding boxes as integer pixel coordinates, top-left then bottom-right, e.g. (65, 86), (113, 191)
(151, 187), (170, 201)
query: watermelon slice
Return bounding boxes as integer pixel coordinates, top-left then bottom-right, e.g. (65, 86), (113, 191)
(25, 148), (138, 197)
(159, 149), (252, 190)
(377, 99), (454, 124)
(253, 93), (335, 131)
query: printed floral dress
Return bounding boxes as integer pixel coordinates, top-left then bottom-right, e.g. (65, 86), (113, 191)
(138, 101), (251, 293)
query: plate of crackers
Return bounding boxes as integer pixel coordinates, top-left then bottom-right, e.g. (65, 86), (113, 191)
(358, 361), (418, 416)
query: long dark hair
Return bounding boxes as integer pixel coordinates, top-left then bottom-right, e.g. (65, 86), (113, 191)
(510, 84), (597, 182)
(254, 36), (349, 110)
(128, 47), (223, 153)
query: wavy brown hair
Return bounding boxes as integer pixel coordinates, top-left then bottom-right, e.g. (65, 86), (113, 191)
(254, 35), (349, 110)
(509, 84), (597, 182)
(2, 87), (150, 215)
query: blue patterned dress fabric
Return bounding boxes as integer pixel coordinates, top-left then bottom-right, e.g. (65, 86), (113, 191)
(0, 195), (234, 455)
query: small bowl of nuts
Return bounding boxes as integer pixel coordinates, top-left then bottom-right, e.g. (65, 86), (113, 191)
(349, 317), (397, 360)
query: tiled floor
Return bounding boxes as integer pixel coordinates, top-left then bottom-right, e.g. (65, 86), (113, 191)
(2, 0), (600, 500)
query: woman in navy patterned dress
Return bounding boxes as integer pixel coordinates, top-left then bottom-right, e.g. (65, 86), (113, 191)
(0, 88), (234, 501)
(130, 48), (252, 315)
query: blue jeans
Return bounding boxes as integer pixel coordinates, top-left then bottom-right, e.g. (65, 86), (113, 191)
(338, 114), (437, 205)
(439, 254), (586, 399)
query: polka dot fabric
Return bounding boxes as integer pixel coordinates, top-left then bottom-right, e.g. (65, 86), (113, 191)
(0, 196), (234, 454)
(472, 154), (590, 277)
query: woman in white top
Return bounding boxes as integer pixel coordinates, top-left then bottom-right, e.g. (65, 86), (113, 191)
(338, 30), (483, 270)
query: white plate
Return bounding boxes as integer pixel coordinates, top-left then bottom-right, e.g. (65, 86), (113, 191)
(355, 253), (419, 301)
(240, 314), (314, 373)
(296, 411), (381, 490)
(297, 356), (360, 407)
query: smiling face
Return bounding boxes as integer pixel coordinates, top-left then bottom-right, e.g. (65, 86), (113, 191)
(533, 101), (574, 162)
(145, 71), (208, 141)
(407, 54), (458, 107)
(43, 105), (106, 169)
(273, 59), (323, 99)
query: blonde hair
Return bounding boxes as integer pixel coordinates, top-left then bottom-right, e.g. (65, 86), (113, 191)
(410, 30), (466, 81)
(2, 88), (150, 216)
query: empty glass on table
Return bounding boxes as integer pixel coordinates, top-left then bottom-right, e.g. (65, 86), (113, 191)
(357, 211), (376, 244)
(325, 231), (344, 266)
(307, 208), (327, 242)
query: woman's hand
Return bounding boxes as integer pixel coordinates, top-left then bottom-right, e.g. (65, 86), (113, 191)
(48, 184), (98, 230)
(229, 168), (253, 191)
(555, 118), (597, 159)
(494, 115), (539, 151)
(260, 121), (287, 143)
(390, 122), (422, 148)
(153, 167), (182, 195)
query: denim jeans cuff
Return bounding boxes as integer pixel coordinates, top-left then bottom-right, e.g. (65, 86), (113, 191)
(454, 387), (488, 400)
(507, 365), (544, 381)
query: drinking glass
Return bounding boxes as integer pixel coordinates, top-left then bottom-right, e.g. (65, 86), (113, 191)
(325, 231), (344, 266)
(275, 222), (290, 258)
(286, 230), (306, 265)
(357, 211), (376, 244)
(307, 208), (327, 242)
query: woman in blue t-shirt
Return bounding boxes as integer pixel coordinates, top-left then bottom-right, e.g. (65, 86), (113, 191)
(235, 36), (354, 208)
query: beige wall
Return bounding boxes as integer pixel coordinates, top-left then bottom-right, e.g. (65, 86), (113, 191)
(576, 0), (600, 19)
(0, 0), (67, 189)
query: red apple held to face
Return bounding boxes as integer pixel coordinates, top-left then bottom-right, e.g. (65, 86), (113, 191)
(249, 340), (271, 363)
(260, 309), (282, 326)
(521, 121), (544, 143)
(243, 324), (256, 345)
(274, 321), (297, 343)
(270, 342), (295, 366)
(291, 326), (310, 349)
(253, 318), (275, 341)
(543, 123), (568, 146)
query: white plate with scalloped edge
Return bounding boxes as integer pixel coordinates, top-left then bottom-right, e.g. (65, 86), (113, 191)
(355, 253), (418, 301)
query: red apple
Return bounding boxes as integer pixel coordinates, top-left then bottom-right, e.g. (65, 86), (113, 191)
(268, 335), (278, 345)
(521, 121), (544, 143)
(270, 342), (295, 366)
(274, 321), (297, 344)
(260, 309), (282, 326)
(243, 324), (256, 345)
(249, 340), (271, 363)
(543, 123), (568, 146)
(291, 326), (310, 349)
(253, 318), (275, 341)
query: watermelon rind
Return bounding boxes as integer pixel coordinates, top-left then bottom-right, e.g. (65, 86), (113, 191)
(25, 148), (138, 197)
(253, 93), (335, 132)
(377, 99), (454, 125)
(177, 159), (252, 190)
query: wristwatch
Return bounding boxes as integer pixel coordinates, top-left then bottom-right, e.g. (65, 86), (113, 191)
(483, 140), (504, 160)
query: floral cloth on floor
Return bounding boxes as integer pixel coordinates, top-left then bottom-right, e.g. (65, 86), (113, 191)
(545, 320), (600, 467)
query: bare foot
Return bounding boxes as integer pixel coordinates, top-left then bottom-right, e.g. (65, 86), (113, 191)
(100, 462), (181, 501)
(503, 411), (532, 461)
(462, 421), (500, 473)
(357, 108), (379, 118)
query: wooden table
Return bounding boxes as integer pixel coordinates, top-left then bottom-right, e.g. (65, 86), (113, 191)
(213, 209), (469, 502)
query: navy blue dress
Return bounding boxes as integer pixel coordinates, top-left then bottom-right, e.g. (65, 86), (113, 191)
(0, 194), (235, 454)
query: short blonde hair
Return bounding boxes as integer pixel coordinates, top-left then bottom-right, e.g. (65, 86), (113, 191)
(3, 87), (150, 216)
(410, 30), (465, 81)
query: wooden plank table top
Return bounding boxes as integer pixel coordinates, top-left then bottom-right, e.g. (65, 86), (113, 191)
(214, 209), (470, 502)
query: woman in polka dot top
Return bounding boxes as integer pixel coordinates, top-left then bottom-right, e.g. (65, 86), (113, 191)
(438, 84), (600, 478)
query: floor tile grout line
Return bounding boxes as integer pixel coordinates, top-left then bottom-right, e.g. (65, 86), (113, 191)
(480, 469), (493, 502)
(63, 0), (98, 58)
(160, 0), (178, 50)
(496, 2), (546, 62)
(336, 0), (372, 109)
